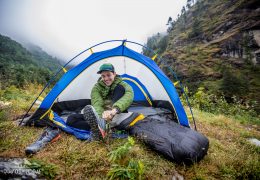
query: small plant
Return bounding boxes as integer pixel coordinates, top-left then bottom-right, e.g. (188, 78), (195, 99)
(107, 137), (145, 180)
(108, 136), (135, 163)
(24, 159), (58, 179)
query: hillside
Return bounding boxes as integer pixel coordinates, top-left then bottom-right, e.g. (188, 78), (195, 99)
(0, 34), (62, 88)
(24, 43), (62, 72)
(144, 0), (260, 113)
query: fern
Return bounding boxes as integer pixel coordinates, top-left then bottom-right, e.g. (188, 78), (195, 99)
(107, 137), (145, 180)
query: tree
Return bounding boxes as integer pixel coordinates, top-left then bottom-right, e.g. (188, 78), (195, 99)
(188, 17), (202, 38)
(142, 34), (169, 57)
(186, 0), (192, 9)
(220, 68), (249, 101)
(167, 20), (176, 33)
(181, 6), (186, 15)
(166, 17), (172, 25)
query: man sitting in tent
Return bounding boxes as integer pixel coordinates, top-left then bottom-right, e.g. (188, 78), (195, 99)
(25, 63), (134, 154)
(82, 63), (134, 140)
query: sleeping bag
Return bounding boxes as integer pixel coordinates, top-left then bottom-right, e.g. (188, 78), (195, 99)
(128, 118), (209, 164)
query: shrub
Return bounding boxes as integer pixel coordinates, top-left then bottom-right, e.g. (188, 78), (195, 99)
(107, 137), (145, 180)
(181, 86), (259, 124)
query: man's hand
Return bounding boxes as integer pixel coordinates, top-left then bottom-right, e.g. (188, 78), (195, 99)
(102, 108), (118, 121)
(110, 108), (118, 116)
(102, 110), (113, 121)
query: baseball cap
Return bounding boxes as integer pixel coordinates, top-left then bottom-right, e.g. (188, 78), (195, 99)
(97, 63), (115, 74)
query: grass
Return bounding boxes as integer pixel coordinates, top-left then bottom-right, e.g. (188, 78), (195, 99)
(0, 86), (259, 179)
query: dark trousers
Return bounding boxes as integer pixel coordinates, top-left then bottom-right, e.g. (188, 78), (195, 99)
(111, 84), (125, 104)
(67, 84), (125, 130)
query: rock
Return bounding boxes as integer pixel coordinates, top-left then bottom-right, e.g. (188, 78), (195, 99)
(0, 157), (43, 179)
(0, 101), (12, 110)
(248, 138), (260, 146)
(172, 170), (184, 180)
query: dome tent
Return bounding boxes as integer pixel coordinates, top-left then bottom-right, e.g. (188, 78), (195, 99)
(24, 40), (191, 128)
(22, 40), (209, 164)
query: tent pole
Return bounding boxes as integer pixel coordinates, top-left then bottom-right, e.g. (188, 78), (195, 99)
(167, 68), (197, 131)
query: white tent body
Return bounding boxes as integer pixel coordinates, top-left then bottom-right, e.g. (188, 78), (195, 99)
(56, 56), (171, 104)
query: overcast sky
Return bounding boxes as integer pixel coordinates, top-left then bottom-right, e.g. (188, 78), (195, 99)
(0, 0), (186, 60)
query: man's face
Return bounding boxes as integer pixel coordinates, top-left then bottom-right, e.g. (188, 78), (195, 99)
(101, 71), (116, 86)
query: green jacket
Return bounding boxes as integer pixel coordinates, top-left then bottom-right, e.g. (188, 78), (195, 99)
(91, 76), (134, 117)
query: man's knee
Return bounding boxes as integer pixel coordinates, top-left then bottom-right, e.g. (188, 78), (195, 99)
(112, 84), (125, 103)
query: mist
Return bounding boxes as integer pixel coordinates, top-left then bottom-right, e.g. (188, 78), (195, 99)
(0, 0), (186, 61)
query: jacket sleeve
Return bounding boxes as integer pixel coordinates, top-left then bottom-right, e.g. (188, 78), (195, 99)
(112, 82), (134, 112)
(91, 84), (104, 117)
